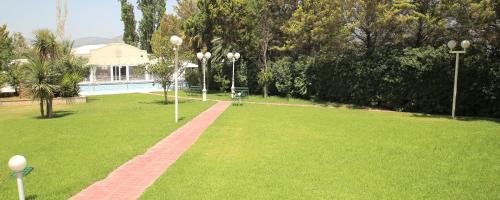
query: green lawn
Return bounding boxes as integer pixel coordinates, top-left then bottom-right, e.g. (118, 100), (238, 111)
(141, 104), (500, 199)
(160, 90), (317, 105)
(0, 94), (214, 199)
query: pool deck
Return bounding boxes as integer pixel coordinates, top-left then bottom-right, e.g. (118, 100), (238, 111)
(80, 89), (163, 96)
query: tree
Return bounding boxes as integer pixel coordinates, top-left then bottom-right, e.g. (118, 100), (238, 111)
(11, 32), (29, 59)
(407, 0), (446, 47)
(5, 32), (28, 96)
(175, 0), (198, 20)
(343, 0), (414, 56)
(27, 30), (88, 117)
(31, 30), (58, 118)
(177, 0), (499, 117)
(137, 0), (166, 53)
(255, 0), (273, 98)
(5, 62), (25, 95)
(120, 0), (138, 45)
(0, 25), (13, 87)
(0, 25), (12, 72)
(55, 40), (89, 97)
(182, 0), (214, 89)
(26, 57), (57, 118)
(149, 14), (183, 104)
(33, 29), (58, 61)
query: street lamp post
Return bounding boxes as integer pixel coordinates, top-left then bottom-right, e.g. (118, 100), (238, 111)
(226, 52), (241, 98)
(170, 35), (183, 123)
(8, 155), (27, 200)
(447, 40), (471, 118)
(197, 52), (211, 102)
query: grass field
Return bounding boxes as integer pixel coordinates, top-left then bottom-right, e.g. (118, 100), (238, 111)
(160, 91), (317, 105)
(0, 94), (214, 199)
(141, 103), (500, 199)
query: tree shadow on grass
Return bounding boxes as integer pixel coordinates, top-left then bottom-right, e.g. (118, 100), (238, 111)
(32, 111), (75, 119)
(410, 113), (500, 124)
(26, 195), (38, 200)
(85, 97), (100, 103)
(138, 99), (195, 105)
(312, 101), (367, 110)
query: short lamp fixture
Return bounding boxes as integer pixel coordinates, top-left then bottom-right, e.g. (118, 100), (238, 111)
(8, 155), (27, 200)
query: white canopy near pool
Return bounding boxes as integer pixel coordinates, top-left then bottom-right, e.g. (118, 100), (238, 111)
(73, 43), (199, 95)
(73, 43), (152, 83)
(74, 43), (199, 84)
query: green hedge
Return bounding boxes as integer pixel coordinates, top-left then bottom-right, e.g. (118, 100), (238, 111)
(267, 46), (500, 118)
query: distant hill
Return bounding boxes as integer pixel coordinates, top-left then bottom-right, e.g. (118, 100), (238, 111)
(72, 36), (123, 47)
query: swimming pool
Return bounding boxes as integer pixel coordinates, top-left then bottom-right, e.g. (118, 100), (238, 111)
(79, 82), (185, 96)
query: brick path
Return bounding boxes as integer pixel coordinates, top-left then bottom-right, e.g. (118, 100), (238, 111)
(71, 101), (231, 200)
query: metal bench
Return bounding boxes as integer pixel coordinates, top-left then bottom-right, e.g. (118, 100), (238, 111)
(186, 86), (202, 96)
(232, 87), (249, 105)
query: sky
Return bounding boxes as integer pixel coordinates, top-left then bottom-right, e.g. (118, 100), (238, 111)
(0, 0), (177, 39)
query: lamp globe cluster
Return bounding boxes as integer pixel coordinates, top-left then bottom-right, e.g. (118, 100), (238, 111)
(170, 35), (183, 46)
(448, 40), (471, 50)
(197, 52), (211, 60)
(227, 52), (240, 60)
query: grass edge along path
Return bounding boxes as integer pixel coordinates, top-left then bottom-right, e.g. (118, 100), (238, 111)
(71, 101), (231, 200)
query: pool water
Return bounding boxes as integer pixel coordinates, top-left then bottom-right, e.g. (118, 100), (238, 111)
(80, 82), (162, 92)
(79, 82), (175, 96)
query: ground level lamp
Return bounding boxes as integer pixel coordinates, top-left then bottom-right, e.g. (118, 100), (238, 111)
(170, 35), (183, 123)
(9, 155), (27, 200)
(197, 52), (211, 101)
(227, 52), (241, 98)
(447, 40), (471, 118)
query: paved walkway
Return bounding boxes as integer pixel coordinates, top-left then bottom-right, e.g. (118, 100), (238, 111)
(71, 101), (231, 200)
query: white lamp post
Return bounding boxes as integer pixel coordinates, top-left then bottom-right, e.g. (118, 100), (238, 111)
(170, 35), (183, 123)
(197, 52), (211, 101)
(447, 40), (471, 118)
(8, 155), (27, 200)
(226, 52), (240, 98)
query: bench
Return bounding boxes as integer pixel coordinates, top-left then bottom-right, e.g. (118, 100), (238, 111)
(186, 86), (202, 96)
(232, 87), (249, 105)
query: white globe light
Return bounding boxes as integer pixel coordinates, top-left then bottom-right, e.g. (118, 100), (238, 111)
(197, 52), (204, 60)
(227, 52), (234, 59)
(447, 40), (457, 50)
(234, 52), (240, 60)
(8, 155), (27, 172)
(176, 37), (183, 46)
(461, 40), (471, 49)
(170, 36), (178, 45)
(204, 52), (212, 59)
(170, 35), (183, 46)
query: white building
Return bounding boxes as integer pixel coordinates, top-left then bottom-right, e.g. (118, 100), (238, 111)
(73, 43), (152, 83)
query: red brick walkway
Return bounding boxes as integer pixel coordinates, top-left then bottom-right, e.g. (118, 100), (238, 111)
(71, 101), (231, 200)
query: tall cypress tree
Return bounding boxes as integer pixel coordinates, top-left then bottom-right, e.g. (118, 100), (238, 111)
(137, 0), (166, 53)
(119, 0), (138, 46)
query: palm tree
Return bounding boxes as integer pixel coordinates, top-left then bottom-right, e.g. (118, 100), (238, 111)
(25, 30), (88, 118)
(33, 29), (57, 60)
(26, 58), (57, 118)
(55, 40), (88, 97)
(32, 29), (58, 118)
